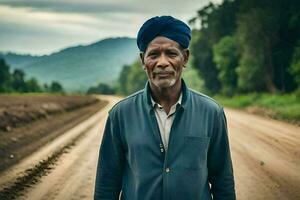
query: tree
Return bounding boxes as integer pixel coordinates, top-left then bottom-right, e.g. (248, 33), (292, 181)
(43, 83), (50, 92)
(125, 60), (147, 94)
(0, 59), (48, 93)
(289, 41), (300, 88)
(12, 69), (27, 92)
(236, 3), (277, 92)
(213, 36), (238, 95)
(116, 61), (147, 95)
(87, 83), (115, 94)
(190, 0), (239, 94)
(117, 65), (131, 95)
(50, 81), (64, 93)
(190, 30), (220, 94)
(182, 67), (204, 92)
(26, 78), (42, 92)
(0, 58), (12, 92)
(236, 0), (299, 93)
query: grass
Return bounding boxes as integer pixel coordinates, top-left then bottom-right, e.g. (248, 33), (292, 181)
(214, 92), (300, 125)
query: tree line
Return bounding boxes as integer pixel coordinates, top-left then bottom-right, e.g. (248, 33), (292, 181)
(189, 0), (300, 95)
(0, 58), (64, 93)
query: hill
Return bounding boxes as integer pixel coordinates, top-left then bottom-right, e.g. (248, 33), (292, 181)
(0, 37), (138, 92)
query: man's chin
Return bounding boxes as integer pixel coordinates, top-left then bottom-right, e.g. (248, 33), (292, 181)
(153, 79), (176, 89)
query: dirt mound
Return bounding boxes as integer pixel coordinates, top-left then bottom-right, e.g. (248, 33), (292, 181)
(0, 95), (98, 132)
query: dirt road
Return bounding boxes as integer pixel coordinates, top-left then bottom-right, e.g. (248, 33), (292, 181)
(0, 95), (299, 199)
(227, 108), (300, 200)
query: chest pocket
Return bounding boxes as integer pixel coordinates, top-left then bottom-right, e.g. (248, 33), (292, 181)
(181, 136), (210, 170)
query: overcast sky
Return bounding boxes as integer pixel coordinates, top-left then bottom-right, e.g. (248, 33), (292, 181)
(0, 0), (221, 55)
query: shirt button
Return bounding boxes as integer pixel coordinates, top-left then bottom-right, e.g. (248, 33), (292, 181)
(165, 168), (170, 173)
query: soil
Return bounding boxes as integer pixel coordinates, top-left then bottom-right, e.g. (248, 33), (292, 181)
(0, 94), (108, 172)
(226, 108), (300, 200)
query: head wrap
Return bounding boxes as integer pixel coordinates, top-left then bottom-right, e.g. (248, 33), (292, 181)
(137, 16), (191, 52)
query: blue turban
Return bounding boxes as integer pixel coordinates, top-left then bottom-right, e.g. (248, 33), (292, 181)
(137, 16), (191, 52)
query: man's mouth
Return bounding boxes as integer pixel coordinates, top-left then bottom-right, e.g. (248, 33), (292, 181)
(154, 71), (174, 78)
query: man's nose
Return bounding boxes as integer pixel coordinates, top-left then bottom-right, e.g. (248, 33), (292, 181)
(157, 54), (169, 68)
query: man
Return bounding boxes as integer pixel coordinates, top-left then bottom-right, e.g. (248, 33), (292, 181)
(94, 16), (236, 200)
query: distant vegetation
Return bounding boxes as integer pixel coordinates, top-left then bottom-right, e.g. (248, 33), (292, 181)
(0, 59), (64, 93)
(189, 0), (299, 95)
(87, 83), (115, 95)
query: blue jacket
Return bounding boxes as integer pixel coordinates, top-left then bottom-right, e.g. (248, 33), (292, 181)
(94, 80), (236, 200)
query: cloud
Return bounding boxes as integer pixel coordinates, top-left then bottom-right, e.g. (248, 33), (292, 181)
(0, 0), (218, 16)
(0, 0), (144, 14)
(0, 0), (221, 54)
(0, 4), (141, 54)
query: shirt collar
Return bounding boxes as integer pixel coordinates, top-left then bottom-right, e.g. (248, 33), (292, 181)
(150, 92), (182, 109)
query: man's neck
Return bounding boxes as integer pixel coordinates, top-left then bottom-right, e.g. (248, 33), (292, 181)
(150, 80), (182, 114)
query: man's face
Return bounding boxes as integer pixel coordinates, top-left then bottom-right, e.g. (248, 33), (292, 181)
(141, 36), (189, 90)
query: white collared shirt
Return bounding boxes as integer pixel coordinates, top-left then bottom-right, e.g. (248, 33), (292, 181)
(151, 93), (182, 151)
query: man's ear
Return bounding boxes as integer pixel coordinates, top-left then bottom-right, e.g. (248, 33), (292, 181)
(139, 52), (145, 65)
(183, 49), (190, 66)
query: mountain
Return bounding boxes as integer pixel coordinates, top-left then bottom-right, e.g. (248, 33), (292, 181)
(0, 37), (139, 92)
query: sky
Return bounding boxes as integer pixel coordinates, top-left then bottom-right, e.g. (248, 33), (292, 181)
(0, 0), (221, 55)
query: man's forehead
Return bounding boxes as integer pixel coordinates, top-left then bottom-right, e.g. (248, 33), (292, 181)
(147, 36), (181, 51)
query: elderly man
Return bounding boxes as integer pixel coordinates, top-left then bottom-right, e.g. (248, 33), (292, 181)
(94, 16), (236, 200)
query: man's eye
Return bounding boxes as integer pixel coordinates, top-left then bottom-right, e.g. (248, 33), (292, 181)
(148, 53), (158, 58)
(168, 52), (178, 57)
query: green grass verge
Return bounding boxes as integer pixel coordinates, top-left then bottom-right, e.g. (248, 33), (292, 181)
(214, 93), (300, 124)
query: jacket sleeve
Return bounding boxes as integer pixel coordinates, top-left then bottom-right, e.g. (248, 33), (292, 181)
(94, 114), (125, 200)
(207, 108), (236, 200)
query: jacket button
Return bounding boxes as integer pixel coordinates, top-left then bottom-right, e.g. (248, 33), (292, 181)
(165, 168), (170, 173)
(160, 148), (164, 153)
